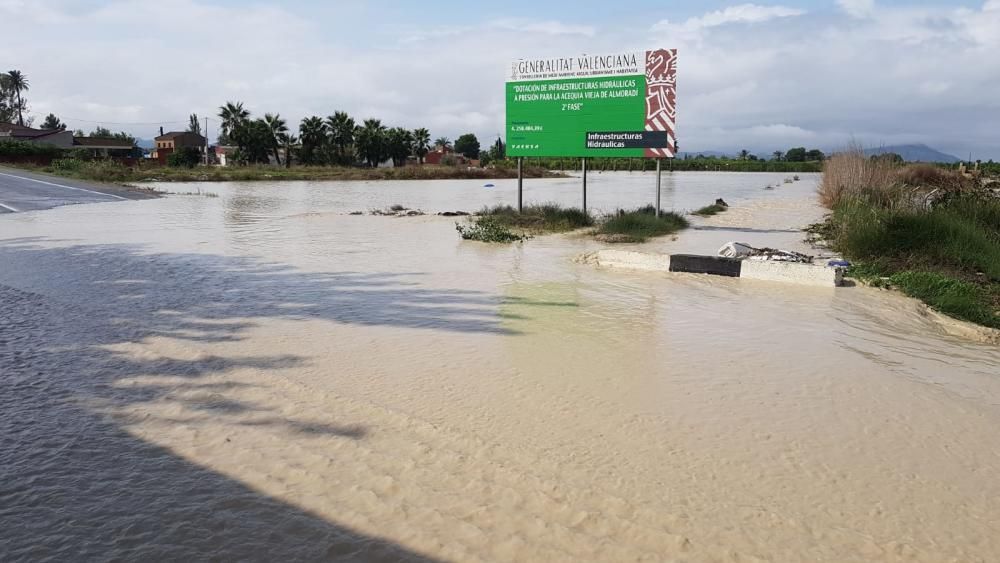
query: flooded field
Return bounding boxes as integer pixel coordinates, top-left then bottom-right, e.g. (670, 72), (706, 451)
(2, 172), (998, 561)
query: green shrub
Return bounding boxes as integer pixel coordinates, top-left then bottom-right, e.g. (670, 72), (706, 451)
(47, 158), (131, 182)
(50, 158), (85, 173)
(455, 216), (529, 243)
(596, 207), (689, 243)
(692, 203), (727, 216)
(167, 147), (202, 168)
(0, 140), (65, 158)
(479, 203), (594, 232)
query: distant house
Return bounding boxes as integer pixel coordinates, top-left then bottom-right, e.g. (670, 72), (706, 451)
(72, 136), (136, 158)
(424, 147), (472, 166)
(424, 147), (454, 165)
(0, 122), (74, 148)
(214, 145), (237, 166)
(154, 131), (206, 165)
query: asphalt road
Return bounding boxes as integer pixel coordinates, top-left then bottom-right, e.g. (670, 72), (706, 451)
(0, 167), (146, 213)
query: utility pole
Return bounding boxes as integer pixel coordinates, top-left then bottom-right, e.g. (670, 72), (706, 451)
(205, 116), (210, 166)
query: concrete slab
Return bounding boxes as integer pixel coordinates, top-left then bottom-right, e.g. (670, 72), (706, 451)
(740, 259), (843, 287)
(592, 250), (671, 272)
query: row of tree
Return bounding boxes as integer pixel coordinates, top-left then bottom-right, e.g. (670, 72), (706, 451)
(729, 147), (826, 162)
(214, 101), (484, 168)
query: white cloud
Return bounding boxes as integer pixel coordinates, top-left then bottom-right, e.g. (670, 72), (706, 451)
(687, 4), (806, 28)
(3, 1), (999, 159)
(489, 19), (596, 37)
(652, 4), (806, 41)
(837, 0), (876, 18)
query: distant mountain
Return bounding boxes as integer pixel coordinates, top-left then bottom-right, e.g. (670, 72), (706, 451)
(135, 137), (154, 149)
(863, 144), (960, 163)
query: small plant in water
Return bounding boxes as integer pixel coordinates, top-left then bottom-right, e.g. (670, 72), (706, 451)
(456, 216), (530, 243)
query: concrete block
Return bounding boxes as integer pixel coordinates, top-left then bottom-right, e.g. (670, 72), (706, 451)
(593, 250), (671, 272)
(669, 254), (742, 277)
(740, 259), (844, 287)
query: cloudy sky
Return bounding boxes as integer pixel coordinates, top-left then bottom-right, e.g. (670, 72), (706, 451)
(3, 0), (999, 158)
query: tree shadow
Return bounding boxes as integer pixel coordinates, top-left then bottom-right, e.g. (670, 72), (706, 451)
(0, 237), (541, 560)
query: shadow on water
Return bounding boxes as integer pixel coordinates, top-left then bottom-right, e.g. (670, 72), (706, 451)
(0, 237), (532, 560)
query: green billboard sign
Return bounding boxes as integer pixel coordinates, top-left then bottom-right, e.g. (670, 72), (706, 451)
(506, 49), (676, 158)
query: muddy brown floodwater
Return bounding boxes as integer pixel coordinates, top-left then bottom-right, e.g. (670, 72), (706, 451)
(1, 172), (998, 562)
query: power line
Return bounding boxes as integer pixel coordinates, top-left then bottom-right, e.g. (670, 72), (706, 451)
(59, 116), (221, 126)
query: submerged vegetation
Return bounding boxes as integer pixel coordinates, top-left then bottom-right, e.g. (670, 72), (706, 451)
(477, 204), (595, 233)
(820, 147), (999, 328)
(595, 206), (690, 243)
(692, 203), (728, 217)
(456, 203), (689, 244)
(456, 216), (530, 243)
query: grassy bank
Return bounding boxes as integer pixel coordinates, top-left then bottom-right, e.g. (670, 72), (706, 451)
(820, 148), (999, 329)
(10, 160), (562, 184)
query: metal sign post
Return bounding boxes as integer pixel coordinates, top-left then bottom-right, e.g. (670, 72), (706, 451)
(581, 158), (587, 213)
(655, 158), (662, 217)
(517, 157), (524, 213)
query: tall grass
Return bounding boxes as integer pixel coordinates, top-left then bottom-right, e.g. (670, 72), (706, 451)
(596, 206), (690, 243)
(819, 146), (972, 209)
(823, 149), (1000, 328)
(832, 196), (1000, 281)
(818, 145), (899, 208)
(478, 203), (594, 232)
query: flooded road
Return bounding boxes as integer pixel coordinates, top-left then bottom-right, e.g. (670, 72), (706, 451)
(2, 172), (998, 561)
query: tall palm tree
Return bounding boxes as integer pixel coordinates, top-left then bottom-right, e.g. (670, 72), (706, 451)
(326, 111), (355, 164)
(278, 133), (297, 169)
(434, 136), (451, 151)
(772, 151), (783, 162)
(218, 101), (249, 144)
(739, 149), (749, 161)
(6, 70), (29, 126)
(413, 128), (430, 164)
(263, 113), (288, 165)
(298, 116), (328, 165)
(356, 119), (387, 168)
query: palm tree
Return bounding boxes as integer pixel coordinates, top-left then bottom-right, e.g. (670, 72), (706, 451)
(298, 116), (328, 165)
(413, 128), (430, 164)
(386, 127), (415, 167)
(278, 133), (297, 169)
(739, 149), (749, 161)
(772, 151), (783, 161)
(218, 101), (249, 144)
(356, 119), (387, 168)
(6, 70), (29, 126)
(434, 136), (451, 151)
(326, 111), (355, 164)
(263, 113), (288, 165)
